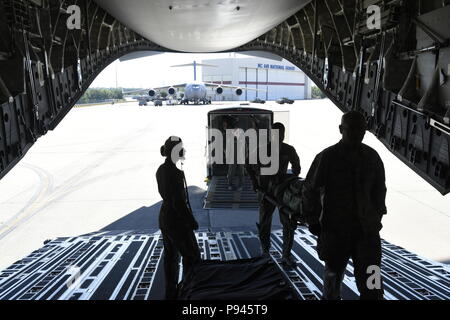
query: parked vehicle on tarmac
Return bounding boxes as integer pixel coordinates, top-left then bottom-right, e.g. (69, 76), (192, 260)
(251, 98), (266, 104)
(276, 97), (294, 105)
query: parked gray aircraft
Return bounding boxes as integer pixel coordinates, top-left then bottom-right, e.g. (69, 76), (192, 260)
(127, 61), (263, 105)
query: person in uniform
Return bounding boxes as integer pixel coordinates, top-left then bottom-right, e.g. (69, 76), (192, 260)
(302, 111), (387, 300)
(250, 122), (301, 268)
(156, 136), (201, 300)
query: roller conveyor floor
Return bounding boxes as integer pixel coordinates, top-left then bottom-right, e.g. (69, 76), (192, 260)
(0, 228), (448, 300)
(204, 176), (259, 210)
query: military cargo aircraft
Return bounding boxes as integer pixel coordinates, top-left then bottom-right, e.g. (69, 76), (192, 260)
(126, 61), (264, 105)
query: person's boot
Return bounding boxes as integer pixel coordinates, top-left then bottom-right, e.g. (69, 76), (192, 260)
(322, 265), (345, 300)
(281, 228), (295, 267)
(281, 255), (297, 268)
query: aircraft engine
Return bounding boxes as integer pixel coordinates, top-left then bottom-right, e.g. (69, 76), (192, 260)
(168, 87), (176, 95)
(148, 89), (156, 97)
(235, 88), (243, 96)
(216, 87), (224, 95)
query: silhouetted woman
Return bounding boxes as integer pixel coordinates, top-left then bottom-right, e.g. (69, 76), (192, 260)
(156, 136), (200, 300)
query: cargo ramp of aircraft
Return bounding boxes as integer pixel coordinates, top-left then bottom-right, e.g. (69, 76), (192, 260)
(0, 230), (448, 300)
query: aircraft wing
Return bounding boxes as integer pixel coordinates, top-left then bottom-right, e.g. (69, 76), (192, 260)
(204, 83), (266, 92)
(152, 84), (187, 90)
(122, 84), (187, 95)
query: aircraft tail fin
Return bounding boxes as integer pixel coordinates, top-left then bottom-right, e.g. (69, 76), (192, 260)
(171, 61), (217, 81)
(170, 63), (217, 68)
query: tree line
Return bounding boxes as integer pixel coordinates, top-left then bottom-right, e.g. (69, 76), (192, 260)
(311, 86), (326, 99)
(78, 88), (129, 104)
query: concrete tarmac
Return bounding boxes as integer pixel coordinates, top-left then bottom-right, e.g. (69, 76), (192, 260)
(0, 100), (448, 270)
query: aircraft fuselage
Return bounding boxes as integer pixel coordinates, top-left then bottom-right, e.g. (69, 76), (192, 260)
(183, 82), (209, 104)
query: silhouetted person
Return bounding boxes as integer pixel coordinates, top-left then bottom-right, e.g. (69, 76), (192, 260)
(302, 111), (387, 300)
(253, 122), (301, 268)
(156, 136), (200, 300)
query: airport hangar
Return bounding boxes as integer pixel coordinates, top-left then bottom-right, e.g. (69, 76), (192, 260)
(201, 56), (312, 101)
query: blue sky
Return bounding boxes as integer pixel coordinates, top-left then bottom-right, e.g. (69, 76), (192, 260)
(90, 52), (243, 88)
